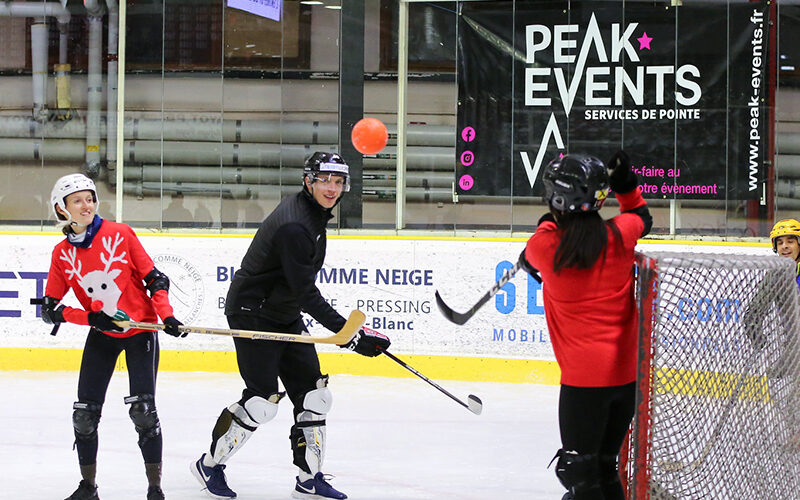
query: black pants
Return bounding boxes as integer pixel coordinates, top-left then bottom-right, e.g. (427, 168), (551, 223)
(558, 382), (636, 500)
(228, 315), (323, 409)
(76, 328), (161, 465)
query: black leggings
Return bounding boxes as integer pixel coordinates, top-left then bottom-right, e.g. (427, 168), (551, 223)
(558, 382), (636, 500)
(75, 328), (161, 465)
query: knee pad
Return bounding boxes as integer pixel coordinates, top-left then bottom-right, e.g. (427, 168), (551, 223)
(210, 393), (282, 464)
(296, 375), (333, 420)
(291, 377), (331, 474)
(72, 402), (102, 441)
(552, 449), (600, 495)
(125, 394), (161, 446)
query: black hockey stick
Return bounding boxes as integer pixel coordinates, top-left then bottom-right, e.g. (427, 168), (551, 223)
(381, 350), (483, 415)
(436, 261), (541, 325)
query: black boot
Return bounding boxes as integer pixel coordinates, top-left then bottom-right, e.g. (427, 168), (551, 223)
(146, 486), (165, 500)
(65, 480), (99, 500)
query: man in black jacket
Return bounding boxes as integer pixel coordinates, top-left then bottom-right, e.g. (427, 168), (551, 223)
(191, 152), (390, 500)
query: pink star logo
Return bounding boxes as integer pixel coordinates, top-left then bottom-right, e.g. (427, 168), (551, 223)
(637, 32), (653, 50)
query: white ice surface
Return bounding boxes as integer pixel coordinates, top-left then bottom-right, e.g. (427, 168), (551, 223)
(1, 371), (565, 499)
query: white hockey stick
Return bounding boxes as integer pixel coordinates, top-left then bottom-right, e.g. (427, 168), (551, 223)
(115, 309), (366, 345)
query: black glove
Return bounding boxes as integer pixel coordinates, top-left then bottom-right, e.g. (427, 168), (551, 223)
(38, 296), (65, 325)
(342, 327), (390, 357)
(87, 311), (124, 333)
(518, 250), (542, 283)
(607, 150), (639, 194)
(163, 316), (186, 337)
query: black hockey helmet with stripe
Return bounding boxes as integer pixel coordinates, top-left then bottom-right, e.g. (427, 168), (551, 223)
(303, 151), (350, 192)
(542, 154), (609, 213)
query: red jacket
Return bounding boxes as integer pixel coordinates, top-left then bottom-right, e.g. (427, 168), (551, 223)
(525, 191), (646, 387)
(45, 219), (174, 338)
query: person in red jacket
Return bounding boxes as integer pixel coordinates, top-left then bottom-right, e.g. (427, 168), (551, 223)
(40, 173), (185, 500)
(519, 152), (652, 500)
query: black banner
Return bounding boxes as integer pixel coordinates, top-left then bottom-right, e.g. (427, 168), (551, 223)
(455, 1), (771, 200)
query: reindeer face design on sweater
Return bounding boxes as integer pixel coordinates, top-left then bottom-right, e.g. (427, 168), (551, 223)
(59, 233), (128, 316)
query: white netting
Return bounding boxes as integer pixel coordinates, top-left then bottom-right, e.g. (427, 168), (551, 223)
(625, 252), (800, 500)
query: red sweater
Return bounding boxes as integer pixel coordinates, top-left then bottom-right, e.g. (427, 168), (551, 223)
(45, 219), (174, 338)
(525, 191), (646, 387)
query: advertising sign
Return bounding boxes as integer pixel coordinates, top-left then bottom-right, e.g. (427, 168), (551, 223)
(456, 1), (771, 201)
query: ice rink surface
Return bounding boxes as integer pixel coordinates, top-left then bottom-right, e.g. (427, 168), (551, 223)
(2, 370), (565, 500)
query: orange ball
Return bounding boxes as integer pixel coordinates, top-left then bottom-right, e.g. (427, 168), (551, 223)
(351, 118), (388, 155)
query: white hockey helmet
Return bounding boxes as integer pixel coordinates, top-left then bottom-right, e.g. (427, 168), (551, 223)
(51, 173), (98, 221)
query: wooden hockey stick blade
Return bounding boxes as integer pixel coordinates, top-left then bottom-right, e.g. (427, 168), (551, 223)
(382, 350), (483, 415)
(115, 309), (366, 345)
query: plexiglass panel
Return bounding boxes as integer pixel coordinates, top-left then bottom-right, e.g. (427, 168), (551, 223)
(0, 0), (795, 239)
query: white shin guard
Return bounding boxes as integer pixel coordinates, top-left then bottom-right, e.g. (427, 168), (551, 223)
(292, 381), (333, 476)
(210, 394), (280, 464)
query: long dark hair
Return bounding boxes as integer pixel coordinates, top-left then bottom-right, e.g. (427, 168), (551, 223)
(552, 209), (623, 272)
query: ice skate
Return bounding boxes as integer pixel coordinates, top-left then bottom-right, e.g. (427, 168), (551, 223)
(291, 472), (347, 499)
(191, 453), (237, 499)
(65, 480), (99, 500)
(146, 485), (165, 500)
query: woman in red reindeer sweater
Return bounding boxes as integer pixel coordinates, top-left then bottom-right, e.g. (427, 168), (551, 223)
(41, 173), (185, 500)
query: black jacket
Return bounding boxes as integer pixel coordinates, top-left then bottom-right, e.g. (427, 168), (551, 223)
(224, 189), (346, 333)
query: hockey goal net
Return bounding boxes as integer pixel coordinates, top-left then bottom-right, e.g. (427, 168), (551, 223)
(622, 251), (800, 500)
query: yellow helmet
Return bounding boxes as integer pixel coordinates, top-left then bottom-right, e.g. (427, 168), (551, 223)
(770, 219), (800, 252)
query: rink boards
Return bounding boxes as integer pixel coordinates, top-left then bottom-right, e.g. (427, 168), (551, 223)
(0, 232), (771, 383)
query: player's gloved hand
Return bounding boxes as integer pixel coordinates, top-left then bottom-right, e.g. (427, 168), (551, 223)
(163, 316), (186, 337)
(518, 250), (542, 283)
(40, 296), (66, 324)
(88, 311), (124, 333)
(607, 150), (639, 194)
(342, 327), (390, 357)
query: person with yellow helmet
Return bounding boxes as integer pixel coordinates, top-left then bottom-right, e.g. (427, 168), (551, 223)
(770, 218), (800, 290)
(753, 219), (800, 453)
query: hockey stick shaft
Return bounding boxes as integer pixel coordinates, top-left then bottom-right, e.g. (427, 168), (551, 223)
(436, 261), (538, 325)
(657, 348), (761, 472)
(115, 309), (366, 345)
(381, 350), (483, 415)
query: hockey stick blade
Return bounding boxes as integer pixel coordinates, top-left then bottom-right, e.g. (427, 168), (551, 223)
(467, 394), (484, 415)
(435, 290), (483, 326)
(116, 309), (366, 345)
(382, 350), (483, 415)
(435, 261), (523, 325)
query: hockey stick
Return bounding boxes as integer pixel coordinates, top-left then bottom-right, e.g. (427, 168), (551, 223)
(381, 350), (483, 415)
(655, 348), (762, 473)
(436, 261), (540, 325)
(115, 309), (366, 345)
